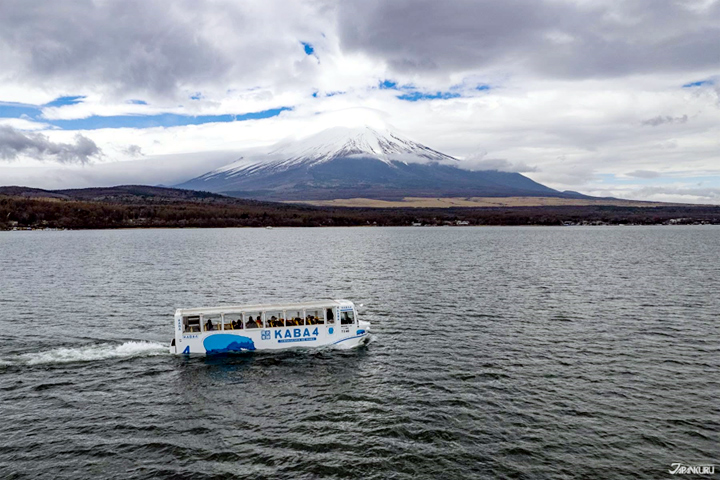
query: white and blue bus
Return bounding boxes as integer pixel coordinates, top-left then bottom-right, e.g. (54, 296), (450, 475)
(169, 300), (370, 355)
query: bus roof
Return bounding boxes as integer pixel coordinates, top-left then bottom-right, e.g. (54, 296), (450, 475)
(176, 299), (354, 316)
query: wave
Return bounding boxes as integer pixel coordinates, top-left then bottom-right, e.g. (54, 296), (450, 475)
(1, 341), (168, 366)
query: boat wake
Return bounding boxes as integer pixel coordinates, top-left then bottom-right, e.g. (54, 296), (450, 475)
(0, 341), (169, 366)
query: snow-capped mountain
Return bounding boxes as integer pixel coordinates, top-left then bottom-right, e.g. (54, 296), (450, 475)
(176, 126), (567, 201)
(202, 126), (457, 178)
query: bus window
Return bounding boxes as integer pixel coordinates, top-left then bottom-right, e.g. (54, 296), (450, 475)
(305, 309), (322, 325)
(287, 309), (303, 326)
(325, 308), (334, 324)
(224, 313), (242, 330)
(203, 314), (221, 332)
(265, 310), (284, 328)
(340, 310), (355, 325)
(245, 312), (262, 329)
(183, 316), (201, 333)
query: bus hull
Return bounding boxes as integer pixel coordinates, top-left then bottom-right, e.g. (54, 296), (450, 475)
(170, 319), (370, 355)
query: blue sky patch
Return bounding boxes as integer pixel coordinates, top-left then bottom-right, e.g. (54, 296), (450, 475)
(44, 96), (86, 107)
(301, 42), (314, 55)
(0, 101), (42, 119)
(127, 99), (148, 105)
(397, 91), (461, 101)
(378, 80), (415, 90)
(48, 107), (292, 130)
(0, 97), (291, 130)
(378, 80), (462, 101)
(476, 85), (491, 91)
(312, 90), (345, 98)
(682, 79), (713, 88)
(0, 96), (88, 120)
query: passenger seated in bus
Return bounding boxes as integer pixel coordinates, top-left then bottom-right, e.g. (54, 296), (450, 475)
(256, 317), (263, 328)
(246, 316), (258, 328)
(205, 319), (214, 331)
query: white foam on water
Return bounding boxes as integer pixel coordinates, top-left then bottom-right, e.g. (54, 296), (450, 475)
(5, 341), (168, 366)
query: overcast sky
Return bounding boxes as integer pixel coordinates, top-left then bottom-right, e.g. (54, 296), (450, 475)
(1, 0), (719, 203)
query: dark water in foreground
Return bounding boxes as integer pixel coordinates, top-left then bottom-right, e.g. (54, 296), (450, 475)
(0, 226), (718, 479)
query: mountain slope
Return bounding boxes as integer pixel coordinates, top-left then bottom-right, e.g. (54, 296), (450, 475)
(177, 126), (568, 201)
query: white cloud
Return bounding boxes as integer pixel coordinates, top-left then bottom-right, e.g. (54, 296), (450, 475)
(626, 170), (662, 179)
(0, 117), (54, 131)
(582, 184), (720, 205)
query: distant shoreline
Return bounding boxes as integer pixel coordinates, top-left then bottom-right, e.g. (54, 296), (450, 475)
(2, 187), (719, 230)
(3, 223), (720, 233)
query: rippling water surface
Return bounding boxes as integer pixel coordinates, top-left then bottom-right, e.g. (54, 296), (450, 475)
(1, 226), (718, 479)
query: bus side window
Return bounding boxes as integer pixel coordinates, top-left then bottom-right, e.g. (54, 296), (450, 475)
(305, 309), (322, 325)
(265, 311), (284, 328)
(341, 310), (354, 325)
(204, 314), (221, 332)
(183, 316), (201, 333)
(224, 313), (242, 330)
(288, 310), (303, 326)
(325, 308), (334, 324)
(244, 312), (263, 329)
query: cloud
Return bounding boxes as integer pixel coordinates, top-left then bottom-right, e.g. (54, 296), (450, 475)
(627, 170), (661, 179)
(641, 115), (688, 126)
(0, 150), (242, 190)
(0, 117), (53, 131)
(336, 0), (720, 80)
(123, 145), (143, 157)
(3, 0), (716, 106)
(458, 152), (537, 173)
(631, 186), (720, 203)
(0, 126), (101, 163)
(0, 0), (326, 102)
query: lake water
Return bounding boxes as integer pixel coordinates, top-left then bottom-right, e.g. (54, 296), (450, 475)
(1, 226), (718, 479)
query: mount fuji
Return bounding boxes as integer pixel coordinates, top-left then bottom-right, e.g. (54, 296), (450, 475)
(176, 126), (575, 202)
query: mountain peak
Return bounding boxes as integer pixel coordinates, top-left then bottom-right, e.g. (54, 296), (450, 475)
(268, 125), (458, 167)
(207, 125), (457, 178)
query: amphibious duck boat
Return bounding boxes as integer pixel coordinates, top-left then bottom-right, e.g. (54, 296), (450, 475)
(169, 299), (370, 355)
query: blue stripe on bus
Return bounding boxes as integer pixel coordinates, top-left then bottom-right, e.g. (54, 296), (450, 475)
(332, 333), (367, 345)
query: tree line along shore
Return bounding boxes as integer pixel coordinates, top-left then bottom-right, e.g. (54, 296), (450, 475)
(1, 189), (719, 229)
